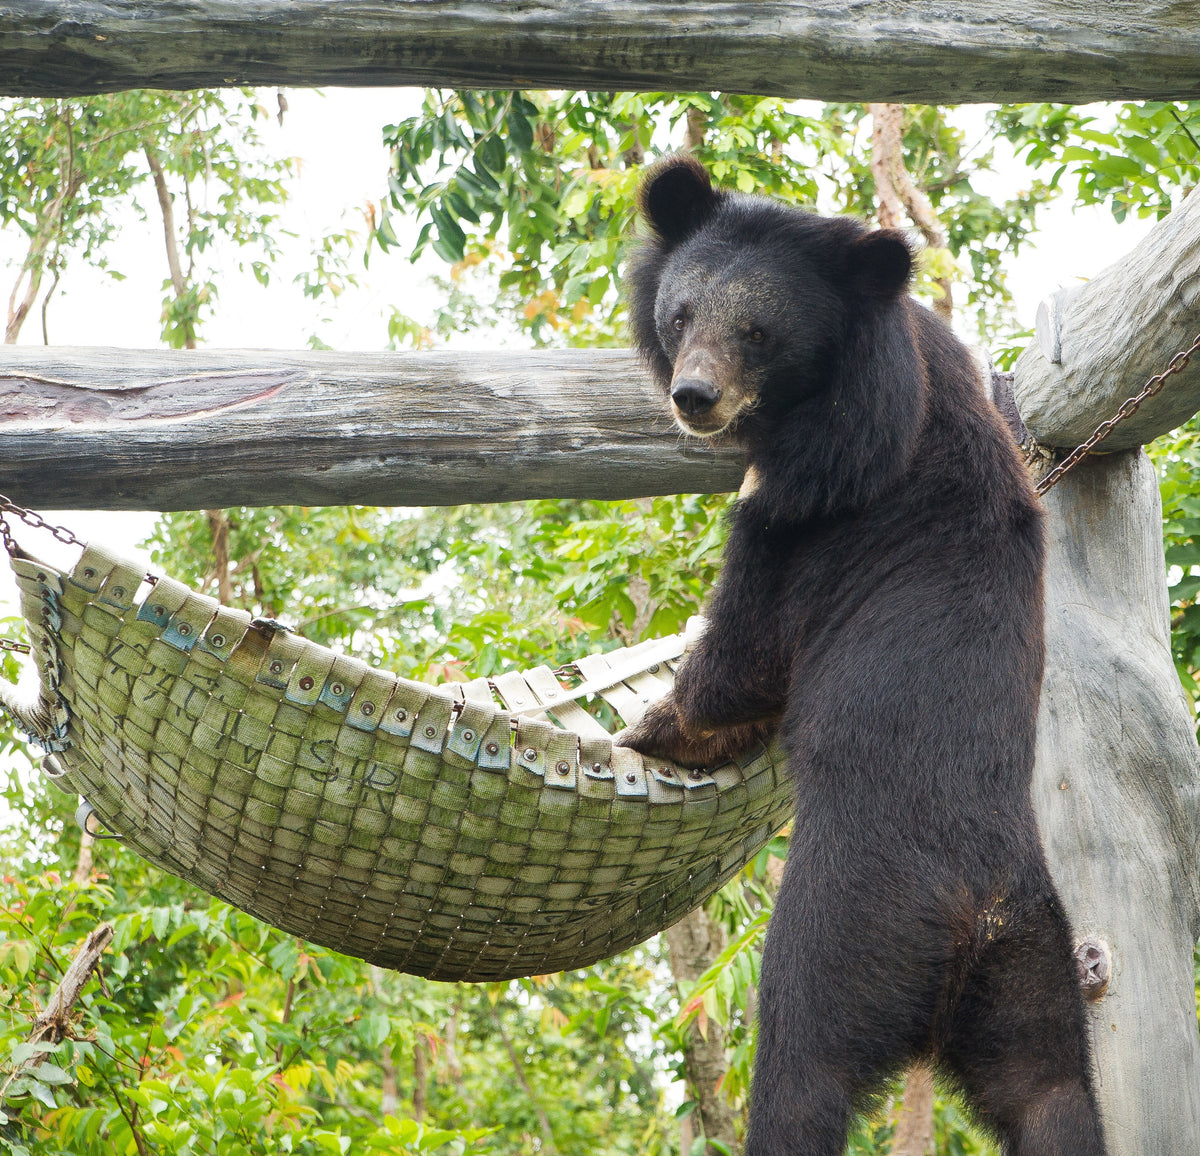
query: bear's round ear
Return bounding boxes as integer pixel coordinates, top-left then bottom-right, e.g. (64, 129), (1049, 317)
(638, 154), (722, 246)
(851, 229), (913, 298)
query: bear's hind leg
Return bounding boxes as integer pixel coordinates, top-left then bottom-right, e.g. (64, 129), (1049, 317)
(940, 888), (1105, 1156)
(745, 865), (953, 1156)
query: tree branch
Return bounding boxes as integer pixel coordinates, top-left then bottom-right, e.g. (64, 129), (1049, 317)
(868, 103), (952, 320)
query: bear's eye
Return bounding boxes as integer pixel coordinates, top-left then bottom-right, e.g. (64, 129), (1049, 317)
(672, 315), (686, 333)
(748, 328), (766, 344)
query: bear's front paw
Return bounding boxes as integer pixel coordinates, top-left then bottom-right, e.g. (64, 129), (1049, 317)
(617, 697), (694, 762)
(617, 697), (776, 770)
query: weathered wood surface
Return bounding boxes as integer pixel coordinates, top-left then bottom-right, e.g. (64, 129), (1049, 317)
(1034, 449), (1200, 1153)
(1014, 187), (1200, 452)
(3, 1), (1200, 103)
(0, 346), (743, 510)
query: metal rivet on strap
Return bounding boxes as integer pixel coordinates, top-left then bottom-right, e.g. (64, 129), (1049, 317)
(556, 761), (570, 776)
(461, 730), (473, 742)
(331, 682), (345, 695)
(177, 623), (191, 636)
(299, 676), (314, 691)
(394, 708), (407, 721)
(523, 747), (537, 762)
(624, 771), (637, 784)
(111, 586), (125, 599)
(361, 702), (375, 716)
(485, 742), (500, 755)
(211, 633), (225, 647)
(83, 567), (96, 579)
(592, 762), (603, 773)
(424, 725), (437, 738)
(689, 769), (704, 780)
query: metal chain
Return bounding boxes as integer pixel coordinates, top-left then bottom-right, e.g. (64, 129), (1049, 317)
(0, 493), (85, 553)
(0, 638), (30, 654)
(1035, 329), (1200, 497)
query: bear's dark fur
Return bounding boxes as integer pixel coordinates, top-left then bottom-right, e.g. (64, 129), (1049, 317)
(619, 155), (1106, 1156)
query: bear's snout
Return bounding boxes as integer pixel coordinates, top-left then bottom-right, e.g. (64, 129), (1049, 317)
(671, 378), (722, 417)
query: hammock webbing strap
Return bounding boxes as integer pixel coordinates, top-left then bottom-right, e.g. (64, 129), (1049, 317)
(4, 541), (793, 981)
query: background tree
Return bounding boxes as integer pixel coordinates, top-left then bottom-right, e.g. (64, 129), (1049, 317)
(0, 92), (290, 350)
(5, 92), (1200, 1156)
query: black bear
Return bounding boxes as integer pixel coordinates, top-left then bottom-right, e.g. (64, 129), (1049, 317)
(618, 155), (1106, 1156)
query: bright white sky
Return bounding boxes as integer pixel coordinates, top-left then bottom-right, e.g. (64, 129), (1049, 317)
(0, 90), (1157, 602)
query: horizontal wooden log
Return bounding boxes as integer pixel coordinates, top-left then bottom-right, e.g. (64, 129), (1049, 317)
(1013, 185), (1200, 452)
(2, 1), (1200, 103)
(0, 346), (743, 510)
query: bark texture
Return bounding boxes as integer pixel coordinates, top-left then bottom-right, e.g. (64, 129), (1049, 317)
(867, 103), (953, 320)
(888, 1066), (935, 1156)
(3, 2), (1200, 103)
(1034, 449), (1200, 1153)
(666, 906), (740, 1156)
(0, 345), (742, 510)
(1014, 185), (1200, 450)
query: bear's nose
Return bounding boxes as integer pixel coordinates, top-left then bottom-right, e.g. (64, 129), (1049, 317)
(671, 379), (722, 416)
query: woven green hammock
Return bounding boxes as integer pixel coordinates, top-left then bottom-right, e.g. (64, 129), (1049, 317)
(0, 539), (792, 981)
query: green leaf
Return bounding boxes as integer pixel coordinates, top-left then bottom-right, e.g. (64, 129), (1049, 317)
(31, 1062), (74, 1086)
(562, 188), (590, 218)
(9, 939), (34, 978)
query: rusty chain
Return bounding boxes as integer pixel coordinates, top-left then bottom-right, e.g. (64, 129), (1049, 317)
(1034, 329), (1200, 497)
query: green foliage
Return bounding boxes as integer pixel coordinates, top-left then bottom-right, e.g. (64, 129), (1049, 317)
(8, 85), (1200, 1156)
(1150, 417), (1200, 717)
(993, 101), (1200, 222)
(135, 91), (291, 348)
(0, 97), (142, 341)
(0, 768), (679, 1154)
(0, 91), (291, 347)
(378, 94), (1056, 349)
(146, 496), (730, 683)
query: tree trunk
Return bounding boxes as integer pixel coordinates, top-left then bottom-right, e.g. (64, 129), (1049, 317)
(412, 1037), (428, 1123)
(144, 142), (197, 350)
(71, 830), (94, 887)
(1033, 449), (1200, 1153)
(868, 103), (953, 320)
(206, 509), (232, 603)
(666, 907), (740, 1156)
(379, 1043), (399, 1118)
(492, 1008), (558, 1155)
(888, 1066), (935, 1156)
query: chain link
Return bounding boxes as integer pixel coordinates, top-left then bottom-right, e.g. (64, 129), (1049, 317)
(1034, 329), (1200, 497)
(0, 638), (30, 654)
(0, 493), (85, 556)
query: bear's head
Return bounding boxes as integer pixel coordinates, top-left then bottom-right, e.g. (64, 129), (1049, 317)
(628, 155), (914, 443)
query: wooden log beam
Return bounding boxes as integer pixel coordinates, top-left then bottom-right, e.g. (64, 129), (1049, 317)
(1013, 187), (1200, 452)
(1034, 449), (1200, 1152)
(3, 1), (1200, 104)
(0, 345), (742, 511)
